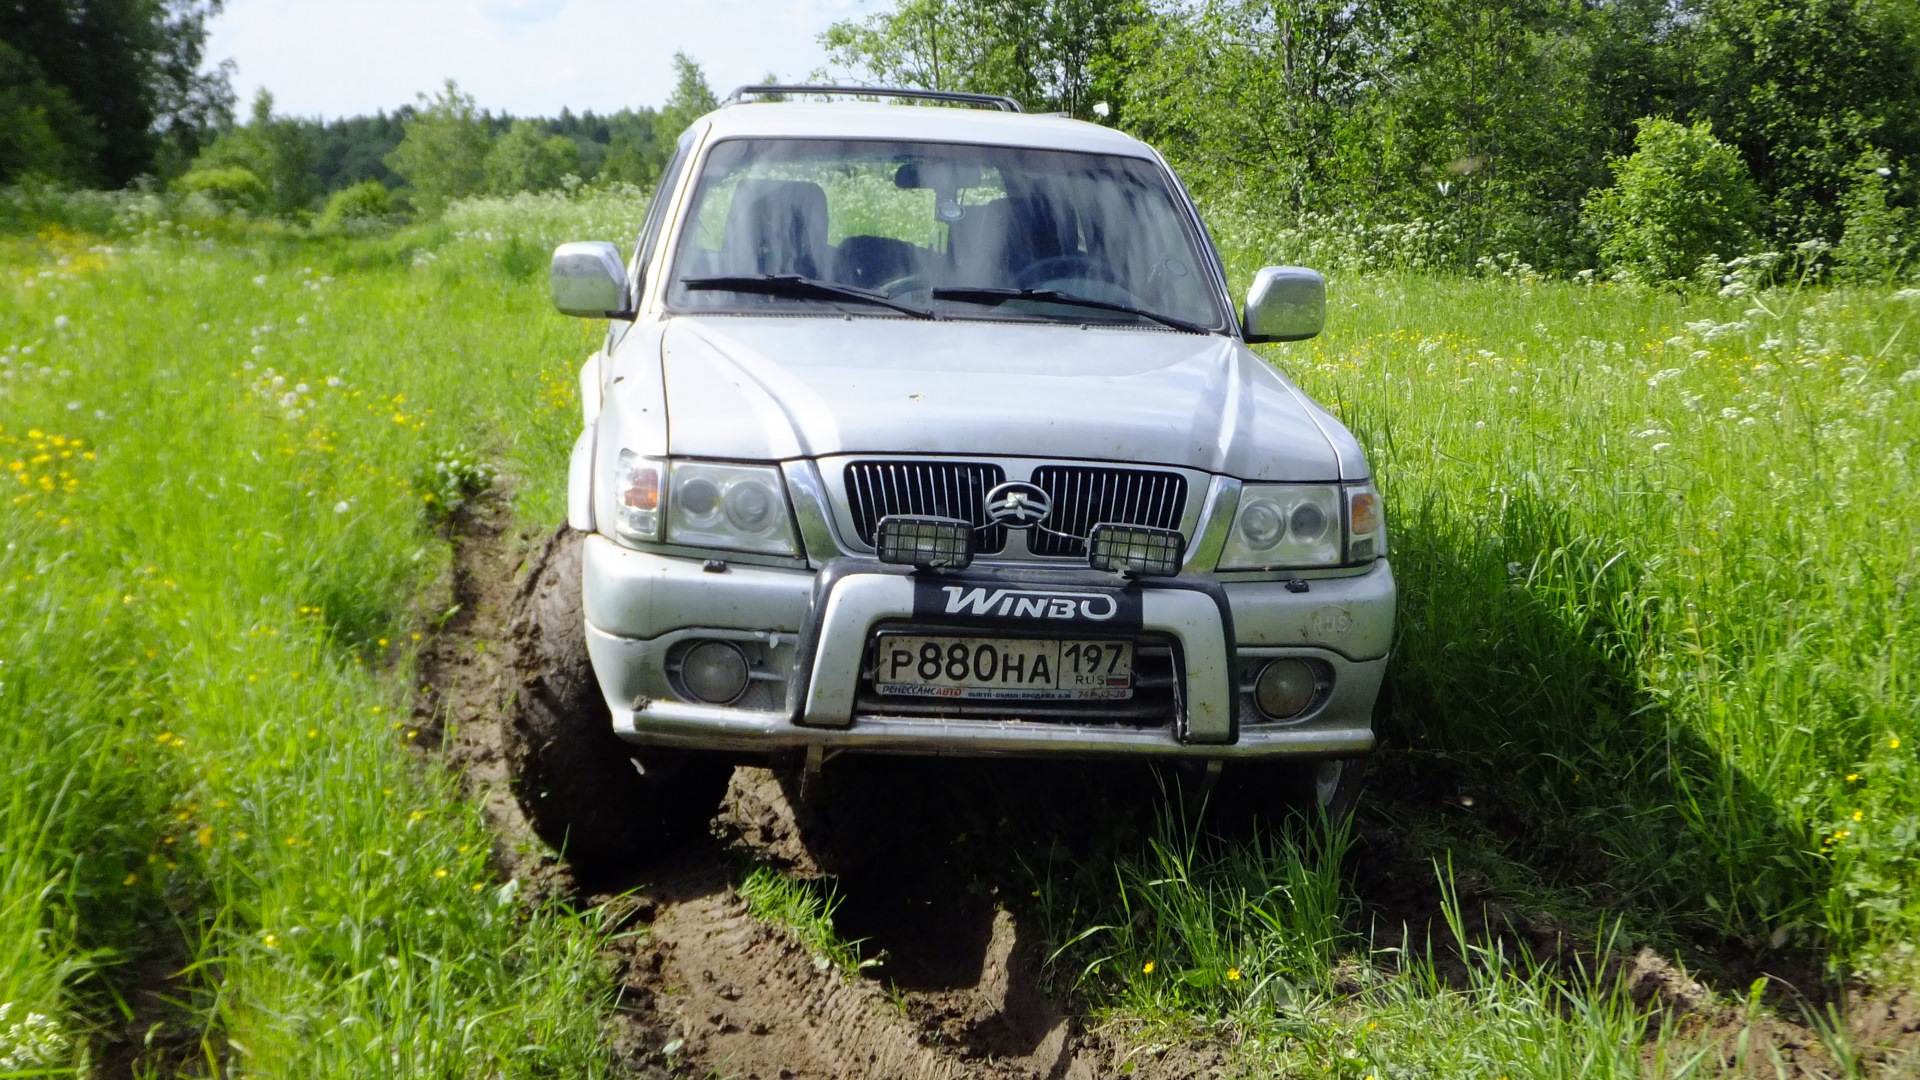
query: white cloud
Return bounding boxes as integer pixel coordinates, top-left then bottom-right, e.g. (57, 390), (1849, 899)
(205, 0), (880, 119)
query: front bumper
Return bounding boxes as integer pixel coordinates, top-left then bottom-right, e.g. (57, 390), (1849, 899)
(581, 534), (1393, 760)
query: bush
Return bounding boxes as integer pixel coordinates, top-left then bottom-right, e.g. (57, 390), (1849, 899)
(1581, 118), (1761, 284)
(171, 166), (269, 214)
(1832, 152), (1911, 285)
(316, 180), (394, 230)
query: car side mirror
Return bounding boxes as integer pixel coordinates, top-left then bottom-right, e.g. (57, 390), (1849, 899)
(1243, 266), (1325, 343)
(551, 241), (631, 318)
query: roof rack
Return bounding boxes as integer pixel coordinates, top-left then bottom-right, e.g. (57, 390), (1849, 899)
(723, 84), (1024, 113)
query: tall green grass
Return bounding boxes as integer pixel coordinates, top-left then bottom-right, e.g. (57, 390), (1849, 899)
(0, 220), (610, 1072)
(1050, 813), (1724, 1078)
(1257, 272), (1919, 976)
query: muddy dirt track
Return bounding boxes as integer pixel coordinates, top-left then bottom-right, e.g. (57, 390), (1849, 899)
(409, 506), (1919, 1079)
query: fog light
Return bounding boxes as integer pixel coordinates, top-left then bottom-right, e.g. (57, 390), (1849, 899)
(876, 515), (973, 569)
(1254, 658), (1317, 720)
(681, 641), (750, 704)
(1087, 523), (1184, 576)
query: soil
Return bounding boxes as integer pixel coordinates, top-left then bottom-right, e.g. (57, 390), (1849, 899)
(411, 501), (1920, 1079)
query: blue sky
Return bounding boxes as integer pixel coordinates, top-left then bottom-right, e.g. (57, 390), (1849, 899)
(204, 0), (882, 120)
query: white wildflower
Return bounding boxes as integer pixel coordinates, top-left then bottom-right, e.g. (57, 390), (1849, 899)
(333, 501), (350, 514)
(0, 1002), (70, 1072)
(1898, 369), (1920, 384)
(252, 274), (268, 286)
(52, 315), (68, 331)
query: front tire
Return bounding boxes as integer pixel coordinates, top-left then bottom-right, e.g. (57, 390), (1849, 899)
(504, 526), (731, 876)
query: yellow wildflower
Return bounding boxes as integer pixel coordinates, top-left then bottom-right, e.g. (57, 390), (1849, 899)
(1142, 961), (1154, 974)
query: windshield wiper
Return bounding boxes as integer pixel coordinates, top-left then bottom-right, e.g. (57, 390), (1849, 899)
(929, 286), (1212, 335)
(681, 274), (935, 320)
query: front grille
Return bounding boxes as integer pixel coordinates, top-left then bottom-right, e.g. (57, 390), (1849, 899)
(1029, 466), (1188, 557)
(845, 460), (1007, 553)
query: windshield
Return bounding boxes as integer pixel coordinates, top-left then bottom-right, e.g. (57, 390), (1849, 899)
(663, 138), (1228, 332)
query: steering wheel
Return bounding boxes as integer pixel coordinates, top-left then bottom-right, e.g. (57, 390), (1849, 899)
(873, 271), (927, 297)
(1012, 254), (1113, 289)
(1011, 254), (1151, 309)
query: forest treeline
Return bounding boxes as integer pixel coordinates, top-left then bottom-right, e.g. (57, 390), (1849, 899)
(4, 0), (1916, 279)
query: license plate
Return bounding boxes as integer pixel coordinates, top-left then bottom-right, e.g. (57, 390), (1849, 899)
(873, 635), (1134, 701)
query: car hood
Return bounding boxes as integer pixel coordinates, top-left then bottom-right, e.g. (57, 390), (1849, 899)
(652, 316), (1362, 481)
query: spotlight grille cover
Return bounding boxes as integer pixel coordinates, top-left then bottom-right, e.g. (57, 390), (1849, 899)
(1087, 523), (1184, 576)
(875, 515), (975, 569)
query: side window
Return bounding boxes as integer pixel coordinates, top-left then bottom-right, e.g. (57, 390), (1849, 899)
(629, 138), (691, 297)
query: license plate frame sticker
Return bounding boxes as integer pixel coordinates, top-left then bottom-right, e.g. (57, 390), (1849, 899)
(873, 635), (1134, 701)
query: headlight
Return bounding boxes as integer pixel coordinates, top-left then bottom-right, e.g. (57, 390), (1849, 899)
(613, 450), (664, 542)
(1217, 481), (1390, 569)
(665, 461), (798, 556)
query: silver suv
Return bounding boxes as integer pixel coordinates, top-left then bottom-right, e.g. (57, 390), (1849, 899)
(512, 87), (1395, 866)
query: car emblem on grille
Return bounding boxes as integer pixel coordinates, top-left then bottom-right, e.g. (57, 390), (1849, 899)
(984, 481), (1051, 528)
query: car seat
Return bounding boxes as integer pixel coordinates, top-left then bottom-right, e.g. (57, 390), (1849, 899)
(720, 179), (830, 279)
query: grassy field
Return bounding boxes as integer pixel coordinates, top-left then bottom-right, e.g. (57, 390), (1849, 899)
(0, 189), (1914, 1076)
(0, 207), (629, 1075)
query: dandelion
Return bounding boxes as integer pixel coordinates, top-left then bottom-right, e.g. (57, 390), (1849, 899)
(434, 868), (448, 879)
(1852, 809), (1864, 822)
(1892, 736), (1902, 750)
(1847, 773), (1859, 781)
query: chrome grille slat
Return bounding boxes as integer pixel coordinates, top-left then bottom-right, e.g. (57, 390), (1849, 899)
(1029, 465), (1188, 557)
(845, 460), (1008, 552)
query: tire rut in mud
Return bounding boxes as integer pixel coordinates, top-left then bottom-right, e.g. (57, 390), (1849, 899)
(412, 512), (1132, 1079)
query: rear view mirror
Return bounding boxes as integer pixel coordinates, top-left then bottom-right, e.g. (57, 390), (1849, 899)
(551, 241), (630, 318)
(1243, 266), (1325, 343)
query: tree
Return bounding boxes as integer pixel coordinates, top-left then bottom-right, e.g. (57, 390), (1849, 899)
(656, 53), (719, 142)
(0, 0), (233, 185)
(191, 90), (317, 215)
(385, 81), (492, 216)
(483, 120), (580, 194)
(1684, 0), (1920, 241)
(1581, 118), (1761, 283)
(820, 0), (1143, 118)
